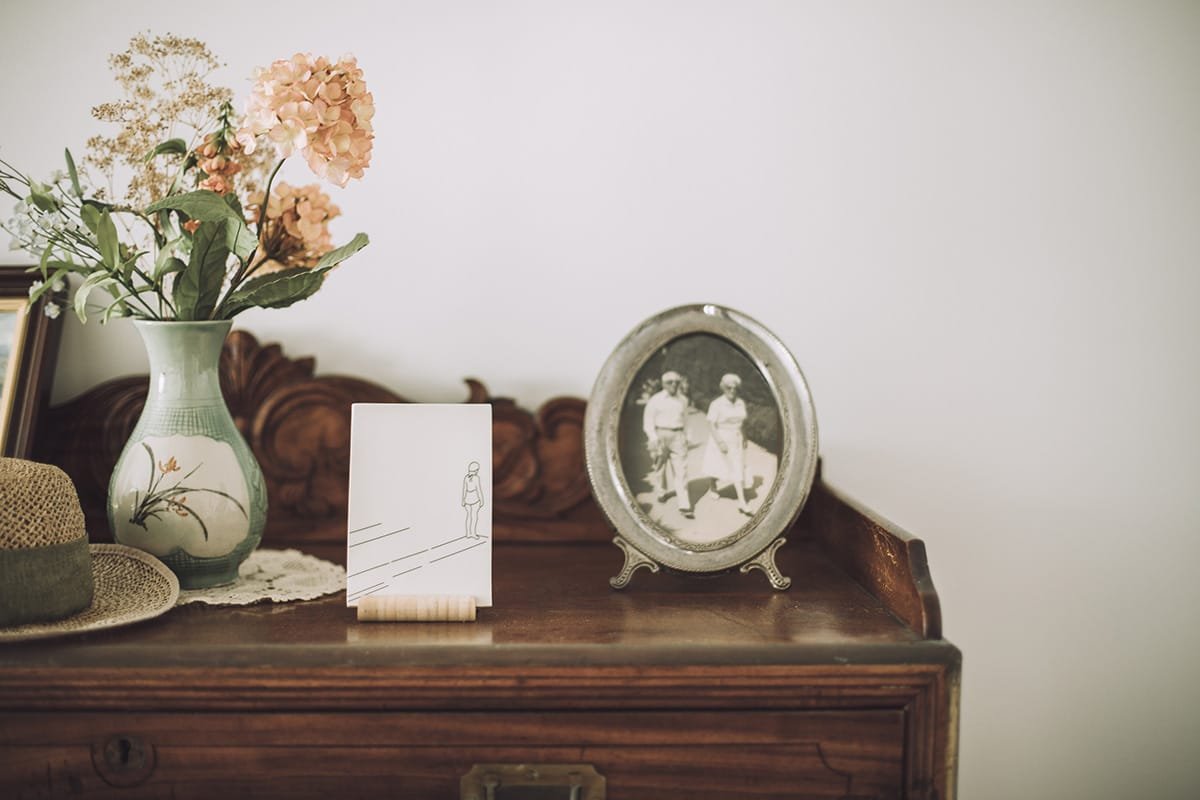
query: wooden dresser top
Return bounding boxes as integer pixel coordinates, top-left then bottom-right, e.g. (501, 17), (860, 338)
(5, 330), (957, 714)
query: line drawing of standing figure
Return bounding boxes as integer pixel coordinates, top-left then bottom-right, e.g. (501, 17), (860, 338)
(643, 370), (694, 518)
(461, 461), (485, 538)
(703, 373), (753, 516)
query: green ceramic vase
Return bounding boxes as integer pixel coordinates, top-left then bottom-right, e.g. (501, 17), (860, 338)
(108, 320), (267, 588)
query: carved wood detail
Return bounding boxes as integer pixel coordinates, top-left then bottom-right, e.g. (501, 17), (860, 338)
(34, 330), (594, 543)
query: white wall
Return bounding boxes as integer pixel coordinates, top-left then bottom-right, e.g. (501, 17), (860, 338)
(3, 1), (1198, 796)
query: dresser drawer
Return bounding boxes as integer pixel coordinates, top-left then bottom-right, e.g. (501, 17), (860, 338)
(1, 709), (904, 799)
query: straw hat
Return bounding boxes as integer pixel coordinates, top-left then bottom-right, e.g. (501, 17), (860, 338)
(0, 458), (179, 642)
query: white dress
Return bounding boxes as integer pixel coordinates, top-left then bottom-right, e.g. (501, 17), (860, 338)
(702, 396), (749, 487)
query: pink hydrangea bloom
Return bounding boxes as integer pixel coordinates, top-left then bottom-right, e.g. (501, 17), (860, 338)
(236, 53), (374, 187)
(247, 182), (342, 271)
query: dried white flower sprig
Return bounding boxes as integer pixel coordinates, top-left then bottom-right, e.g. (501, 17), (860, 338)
(0, 33), (373, 323)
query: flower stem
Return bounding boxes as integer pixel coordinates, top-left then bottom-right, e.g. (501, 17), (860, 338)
(213, 157), (285, 318)
(256, 159), (284, 237)
(110, 204), (167, 248)
(129, 263), (177, 317)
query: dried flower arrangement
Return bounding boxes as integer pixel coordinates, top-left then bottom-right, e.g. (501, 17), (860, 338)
(0, 33), (373, 322)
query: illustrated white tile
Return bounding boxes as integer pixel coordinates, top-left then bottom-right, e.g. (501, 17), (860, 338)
(346, 403), (492, 607)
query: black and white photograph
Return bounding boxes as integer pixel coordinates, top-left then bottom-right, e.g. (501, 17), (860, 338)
(618, 333), (782, 547)
(586, 304), (819, 587)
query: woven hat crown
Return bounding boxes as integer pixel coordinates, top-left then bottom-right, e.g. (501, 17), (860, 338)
(0, 458), (86, 550)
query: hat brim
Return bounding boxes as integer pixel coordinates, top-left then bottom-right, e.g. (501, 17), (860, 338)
(0, 544), (179, 643)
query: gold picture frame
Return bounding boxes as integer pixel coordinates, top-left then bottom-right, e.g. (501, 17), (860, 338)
(0, 267), (65, 458)
(0, 296), (31, 446)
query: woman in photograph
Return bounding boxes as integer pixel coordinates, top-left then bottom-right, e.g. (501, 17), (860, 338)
(703, 373), (752, 516)
(461, 461), (485, 538)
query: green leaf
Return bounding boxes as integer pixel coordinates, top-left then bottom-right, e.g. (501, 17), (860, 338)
(27, 271), (55, 304)
(46, 266), (69, 292)
(157, 256), (186, 279)
(144, 138), (188, 162)
(101, 295), (126, 324)
(145, 190), (256, 261)
(145, 190), (240, 222)
(28, 182), (58, 212)
(29, 280), (52, 304)
(80, 203), (102, 236)
(314, 233), (369, 270)
(216, 231), (368, 318)
(96, 211), (121, 270)
(73, 271), (119, 323)
(31, 252), (71, 303)
(64, 149), (82, 198)
(175, 220), (229, 320)
(39, 243), (53, 277)
(220, 267), (328, 318)
(27, 265), (66, 303)
(222, 192), (244, 218)
(225, 218), (257, 262)
(118, 244), (141, 280)
(153, 238), (182, 278)
(43, 259), (86, 275)
(101, 287), (152, 323)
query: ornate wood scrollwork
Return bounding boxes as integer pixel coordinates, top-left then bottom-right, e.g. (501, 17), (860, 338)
(35, 330), (602, 544)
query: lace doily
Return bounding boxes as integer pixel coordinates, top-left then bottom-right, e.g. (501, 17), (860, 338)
(178, 548), (345, 606)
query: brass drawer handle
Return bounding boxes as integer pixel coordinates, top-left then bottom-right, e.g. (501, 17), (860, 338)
(461, 764), (605, 800)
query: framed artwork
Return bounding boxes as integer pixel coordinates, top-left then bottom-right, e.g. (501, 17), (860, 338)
(0, 267), (65, 458)
(346, 403), (494, 608)
(584, 304), (818, 590)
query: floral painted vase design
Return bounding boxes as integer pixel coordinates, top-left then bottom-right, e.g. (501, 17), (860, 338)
(124, 443), (248, 544)
(109, 320), (266, 588)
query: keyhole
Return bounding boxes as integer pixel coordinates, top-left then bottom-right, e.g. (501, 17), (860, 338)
(103, 735), (145, 772)
(95, 734), (155, 787)
(118, 738), (132, 765)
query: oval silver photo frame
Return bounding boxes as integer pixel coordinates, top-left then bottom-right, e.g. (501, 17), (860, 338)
(584, 304), (818, 590)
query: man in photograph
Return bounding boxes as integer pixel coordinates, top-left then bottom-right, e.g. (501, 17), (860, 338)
(642, 370), (693, 517)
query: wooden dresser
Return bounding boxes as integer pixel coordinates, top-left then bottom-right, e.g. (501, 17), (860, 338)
(0, 333), (960, 799)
